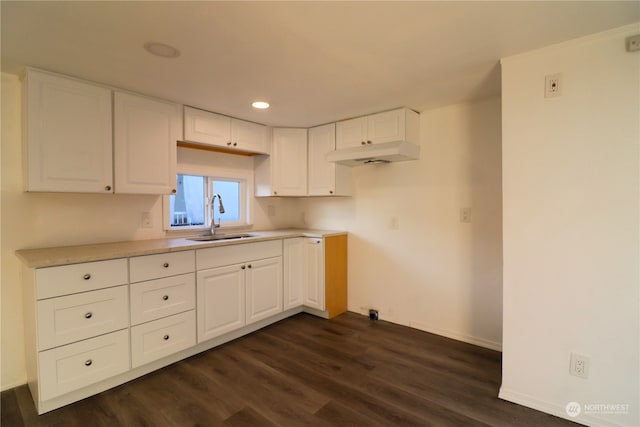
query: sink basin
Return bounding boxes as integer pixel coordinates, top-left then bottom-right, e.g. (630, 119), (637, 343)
(187, 233), (253, 242)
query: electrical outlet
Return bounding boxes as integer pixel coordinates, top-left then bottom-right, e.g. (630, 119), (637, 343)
(570, 353), (589, 379)
(545, 73), (562, 98)
(141, 212), (153, 228)
(460, 208), (471, 223)
(626, 34), (640, 52)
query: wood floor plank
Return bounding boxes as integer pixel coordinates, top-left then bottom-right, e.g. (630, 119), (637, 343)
(5, 313), (579, 427)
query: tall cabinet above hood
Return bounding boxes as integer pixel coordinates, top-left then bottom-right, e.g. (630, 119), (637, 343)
(326, 107), (420, 166)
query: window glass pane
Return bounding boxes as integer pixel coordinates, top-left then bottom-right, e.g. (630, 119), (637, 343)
(213, 180), (240, 222)
(170, 174), (205, 227)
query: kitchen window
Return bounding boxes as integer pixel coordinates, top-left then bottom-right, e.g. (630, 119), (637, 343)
(163, 171), (251, 231)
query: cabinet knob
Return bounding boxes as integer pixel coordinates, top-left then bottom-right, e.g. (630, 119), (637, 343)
(273, 191), (277, 195)
(83, 274), (91, 280)
(329, 190), (334, 194)
(163, 262), (169, 268)
(367, 140), (372, 144)
(248, 264), (252, 269)
(85, 359), (93, 367)
(84, 312), (93, 319)
(171, 189), (177, 194)
(105, 185), (112, 191)
(163, 334), (170, 341)
(162, 295), (169, 301)
(227, 142), (232, 146)
(241, 265), (246, 270)
(233, 142), (238, 147)
(361, 141), (366, 145)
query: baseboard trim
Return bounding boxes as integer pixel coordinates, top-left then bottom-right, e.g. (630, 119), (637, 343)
(499, 387), (627, 427)
(409, 320), (502, 352)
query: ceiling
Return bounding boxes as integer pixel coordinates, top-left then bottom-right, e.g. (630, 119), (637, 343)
(2, 1), (638, 127)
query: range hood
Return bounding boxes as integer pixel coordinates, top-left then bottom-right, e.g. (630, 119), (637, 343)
(326, 141), (420, 166)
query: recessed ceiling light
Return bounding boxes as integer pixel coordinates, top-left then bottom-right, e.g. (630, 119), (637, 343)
(144, 42), (180, 58)
(251, 101), (270, 109)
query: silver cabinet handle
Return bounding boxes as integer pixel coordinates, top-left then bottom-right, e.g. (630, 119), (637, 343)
(84, 312), (93, 319)
(85, 359), (93, 366)
(162, 295), (169, 301)
(83, 274), (91, 280)
(163, 334), (170, 340)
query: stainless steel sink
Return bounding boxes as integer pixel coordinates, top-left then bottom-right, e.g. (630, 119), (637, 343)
(187, 233), (254, 242)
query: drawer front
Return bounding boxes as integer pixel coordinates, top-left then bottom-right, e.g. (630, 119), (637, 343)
(39, 329), (130, 401)
(196, 240), (282, 270)
(130, 273), (195, 325)
(37, 285), (129, 351)
(36, 258), (128, 300)
(131, 310), (196, 368)
(129, 250), (195, 283)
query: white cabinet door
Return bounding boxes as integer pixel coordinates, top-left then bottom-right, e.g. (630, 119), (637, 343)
(335, 116), (367, 149)
(272, 128), (308, 196)
(231, 119), (268, 154)
(196, 264), (245, 342)
(283, 238), (304, 310)
(303, 238), (325, 311)
(308, 123), (352, 197)
(367, 109), (406, 144)
(24, 69), (113, 193)
(183, 106), (231, 148)
(245, 257), (283, 324)
(114, 92), (180, 194)
(308, 123), (336, 196)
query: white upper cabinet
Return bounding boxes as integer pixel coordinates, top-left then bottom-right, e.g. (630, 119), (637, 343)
(308, 123), (352, 196)
(183, 106), (268, 154)
(255, 128), (307, 197)
(23, 69), (113, 193)
(114, 92), (181, 195)
(336, 108), (419, 149)
(335, 117), (367, 150)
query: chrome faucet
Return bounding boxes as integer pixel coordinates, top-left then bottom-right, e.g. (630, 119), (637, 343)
(210, 193), (225, 235)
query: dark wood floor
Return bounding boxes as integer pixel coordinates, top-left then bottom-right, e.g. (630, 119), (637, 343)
(2, 312), (578, 427)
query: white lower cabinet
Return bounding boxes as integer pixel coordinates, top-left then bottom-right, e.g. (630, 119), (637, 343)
(22, 236), (345, 414)
(39, 329), (130, 401)
(196, 241), (283, 342)
(303, 237), (325, 311)
(245, 257), (283, 325)
(196, 264), (246, 342)
(283, 238), (304, 310)
(130, 311), (196, 368)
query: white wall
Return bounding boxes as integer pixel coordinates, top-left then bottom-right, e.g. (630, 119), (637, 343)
(0, 72), (297, 390)
(301, 97), (504, 350)
(500, 24), (639, 427)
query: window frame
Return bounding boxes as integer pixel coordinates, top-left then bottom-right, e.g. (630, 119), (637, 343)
(163, 164), (253, 232)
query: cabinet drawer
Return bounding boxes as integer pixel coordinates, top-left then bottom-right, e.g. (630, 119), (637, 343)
(130, 273), (195, 325)
(131, 310), (196, 368)
(39, 329), (130, 401)
(196, 240), (282, 270)
(36, 258), (128, 300)
(37, 285), (129, 351)
(129, 250), (195, 283)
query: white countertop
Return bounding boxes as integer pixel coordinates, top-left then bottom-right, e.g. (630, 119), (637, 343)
(16, 229), (347, 268)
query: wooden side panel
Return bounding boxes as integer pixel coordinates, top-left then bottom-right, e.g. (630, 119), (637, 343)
(324, 234), (347, 318)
